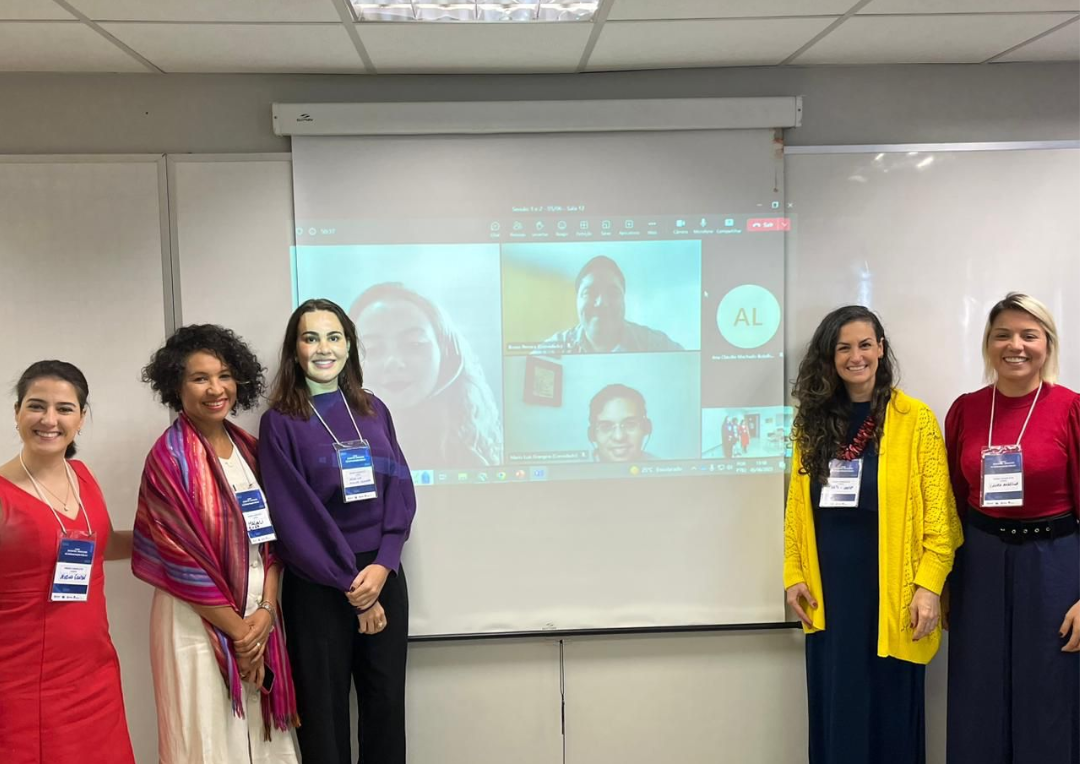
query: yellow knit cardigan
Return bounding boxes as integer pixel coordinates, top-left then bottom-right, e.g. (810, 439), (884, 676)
(783, 389), (963, 664)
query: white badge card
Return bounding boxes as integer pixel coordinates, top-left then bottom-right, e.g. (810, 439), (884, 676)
(236, 487), (276, 544)
(51, 531), (96, 602)
(980, 445), (1024, 507)
(335, 439), (377, 503)
(820, 459), (863, 508)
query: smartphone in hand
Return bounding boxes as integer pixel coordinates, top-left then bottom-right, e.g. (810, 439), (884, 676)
(261, 664), (275, 694)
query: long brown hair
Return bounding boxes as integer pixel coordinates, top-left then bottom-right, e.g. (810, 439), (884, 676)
(350, 282), (504, 466)
(790, 305), (898, 486)
(268, 298), (372, 419)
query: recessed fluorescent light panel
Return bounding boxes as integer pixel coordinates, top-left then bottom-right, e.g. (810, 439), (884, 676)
(352, 1), (599, 22)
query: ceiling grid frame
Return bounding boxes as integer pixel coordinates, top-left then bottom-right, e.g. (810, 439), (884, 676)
(51, 0), (163, 72)
(0, 0), (1070, 73)
(330, 0), (376, 73)
(577, 0), (617, 71)
(983, 12), (1080, 62)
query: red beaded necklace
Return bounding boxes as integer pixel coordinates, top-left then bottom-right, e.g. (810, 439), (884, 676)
(837, 415), (876, 461)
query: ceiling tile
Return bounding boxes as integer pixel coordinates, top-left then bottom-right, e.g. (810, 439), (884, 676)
(359, 22), (592, 73)
(995, 17), (1080, 59)
(66, 0), (341, 22)
(587, 17), (834, 70)
(793, 12), (1077, 63)
(100, 22), (365, 72)
(861, 0), (1079, 13)
(0, 20), (148, 70)
(0, 0), (74, 19)
(609, 0), (857, 20)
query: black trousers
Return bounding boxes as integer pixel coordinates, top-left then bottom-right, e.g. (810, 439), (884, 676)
(947, 518), (1079, 764)
(282, 552), (408, 764)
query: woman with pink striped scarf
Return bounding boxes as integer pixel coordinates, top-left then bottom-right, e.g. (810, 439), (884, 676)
(132, 324), (299, 764)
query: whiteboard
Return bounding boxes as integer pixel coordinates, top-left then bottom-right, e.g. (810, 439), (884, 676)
(0, 156), (170, 764)
(785, 144), (1080, 415)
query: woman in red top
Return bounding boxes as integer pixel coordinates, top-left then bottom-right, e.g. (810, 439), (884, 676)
(945, 293), (1080, 764)
(0, 361), (135, 764)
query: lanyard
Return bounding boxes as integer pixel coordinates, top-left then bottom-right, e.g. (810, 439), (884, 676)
(223, 435), (259, 492)
(988, 380), (1042, 448)
(309, 390), (364, 446)
(19, 453), (92, 535)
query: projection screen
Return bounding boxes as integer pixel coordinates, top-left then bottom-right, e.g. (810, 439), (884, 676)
(291, 129), (788, 635)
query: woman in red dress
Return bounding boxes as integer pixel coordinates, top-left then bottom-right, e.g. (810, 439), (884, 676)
(0, 361), (135, 764)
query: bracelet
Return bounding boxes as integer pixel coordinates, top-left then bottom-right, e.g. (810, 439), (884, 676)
(257, 600), (275, 618)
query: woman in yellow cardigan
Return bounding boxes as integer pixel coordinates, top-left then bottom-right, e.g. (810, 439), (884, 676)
(784, 305), (962, 764)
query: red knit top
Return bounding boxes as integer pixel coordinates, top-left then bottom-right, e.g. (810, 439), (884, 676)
(945, 383), (1080, 520)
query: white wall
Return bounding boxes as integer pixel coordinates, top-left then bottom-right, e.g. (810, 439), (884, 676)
(564, 631), (808, 763)
(2, 62), (1076, 764)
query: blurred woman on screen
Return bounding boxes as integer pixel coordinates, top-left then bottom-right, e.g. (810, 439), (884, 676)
(722, 416), (736, 459)
(132, 325), (299, 764)
(0, 360), (135, 764)
(350, 282), (502, 468)
(259, 298), (415, 764)
(944, 293), (1079, 764)
(783, 305), (962, 764)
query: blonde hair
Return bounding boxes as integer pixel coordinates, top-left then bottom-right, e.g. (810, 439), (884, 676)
(982, 292), (1059, 384)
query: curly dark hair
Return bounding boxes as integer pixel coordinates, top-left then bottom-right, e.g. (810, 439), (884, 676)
(142, 324), (266, 413)
(791, 305), (898, 486)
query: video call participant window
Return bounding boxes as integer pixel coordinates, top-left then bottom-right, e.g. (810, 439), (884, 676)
(502, 240), (701, 355)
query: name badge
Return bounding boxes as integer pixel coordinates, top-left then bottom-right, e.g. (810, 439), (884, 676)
(981, 445), (1023, 507)
(819, 458), (863, 508)
(335, 439), (377, 503)
(51, 531), (96, 602)
(236, 487), (276, 544)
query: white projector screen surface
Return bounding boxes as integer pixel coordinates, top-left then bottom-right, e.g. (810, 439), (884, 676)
(292, 130), (788, 635)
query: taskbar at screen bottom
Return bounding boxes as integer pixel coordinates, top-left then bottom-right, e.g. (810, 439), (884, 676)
(410, 458), (789, 486)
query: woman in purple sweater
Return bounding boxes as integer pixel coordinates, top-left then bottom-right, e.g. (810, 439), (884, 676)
(259, 298), (416, 764)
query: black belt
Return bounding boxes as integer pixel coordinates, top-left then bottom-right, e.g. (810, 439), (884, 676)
(966, 506), (1078, 544)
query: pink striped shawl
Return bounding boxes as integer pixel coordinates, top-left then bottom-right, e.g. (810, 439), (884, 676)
(132, 413), (299, 736)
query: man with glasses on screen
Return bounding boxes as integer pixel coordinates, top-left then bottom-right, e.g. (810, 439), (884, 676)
(543, 256), (683, 354)
(588, 384), (655, 463)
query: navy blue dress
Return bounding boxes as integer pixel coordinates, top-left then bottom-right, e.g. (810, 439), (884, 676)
(805, 401), (926, 764)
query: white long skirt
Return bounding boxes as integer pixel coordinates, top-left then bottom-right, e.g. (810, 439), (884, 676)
(149, 548), (299, 764)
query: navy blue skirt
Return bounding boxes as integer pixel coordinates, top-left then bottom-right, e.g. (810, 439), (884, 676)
(807, 502), (926, 764)
(946, 514), (1080, 764)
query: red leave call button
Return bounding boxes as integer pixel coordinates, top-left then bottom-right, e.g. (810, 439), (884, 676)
(747, 217), (791, 232)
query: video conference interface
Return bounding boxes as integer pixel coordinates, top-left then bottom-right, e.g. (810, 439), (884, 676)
(294, 210), (788, 486)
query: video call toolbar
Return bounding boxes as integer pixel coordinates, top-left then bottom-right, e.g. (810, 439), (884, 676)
(294, 210), (792, 246)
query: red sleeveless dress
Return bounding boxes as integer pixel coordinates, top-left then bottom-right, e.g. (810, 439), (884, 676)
(0, 461), (135, 764)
